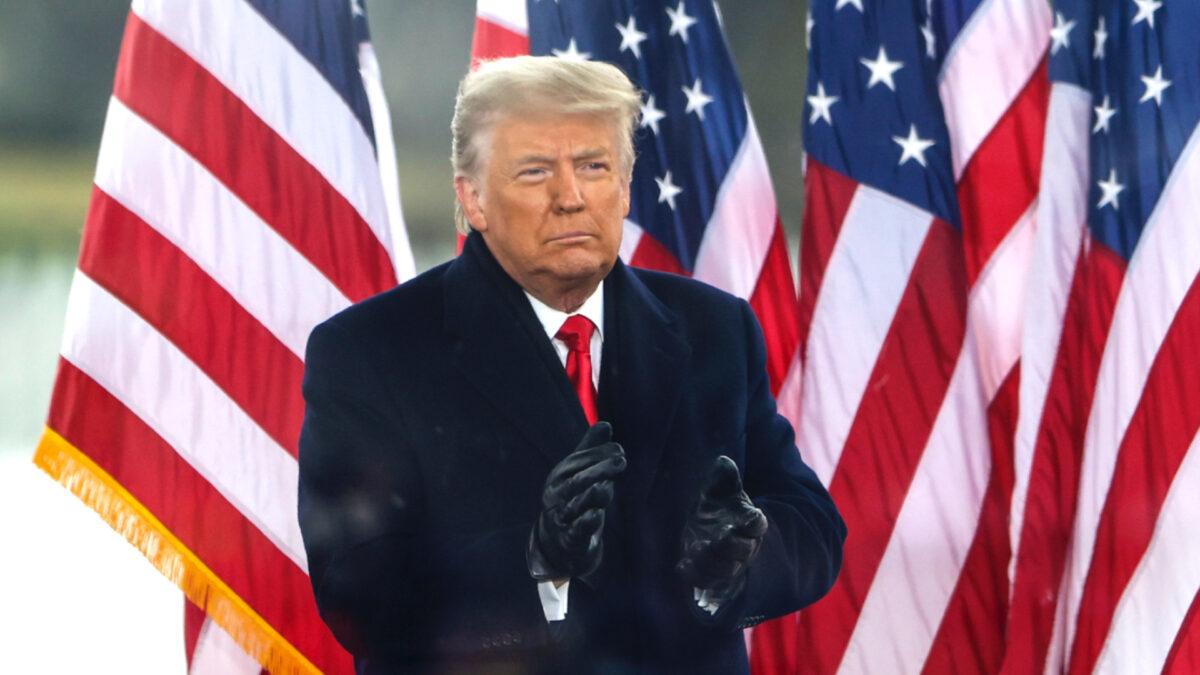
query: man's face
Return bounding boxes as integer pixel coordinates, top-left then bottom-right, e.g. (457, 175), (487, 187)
(456, 113), (630, 304)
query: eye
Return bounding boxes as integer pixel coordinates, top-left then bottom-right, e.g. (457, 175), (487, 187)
(517, 167), (547, 179)
(581, 161), (610, 173)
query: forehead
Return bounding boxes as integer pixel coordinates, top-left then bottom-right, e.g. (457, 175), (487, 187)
(489, 113), (619, 159)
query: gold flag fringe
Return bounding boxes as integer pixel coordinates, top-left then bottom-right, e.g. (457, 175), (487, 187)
(33, 427), (322, 675)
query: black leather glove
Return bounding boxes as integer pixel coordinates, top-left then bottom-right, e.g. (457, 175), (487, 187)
(677, 456), (768, 604)
(528, 422), (626, 581)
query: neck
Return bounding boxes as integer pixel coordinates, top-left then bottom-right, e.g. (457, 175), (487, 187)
(523, 279), (600, 313)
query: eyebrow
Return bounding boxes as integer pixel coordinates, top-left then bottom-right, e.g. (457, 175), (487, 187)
(512, 148), (611, 165)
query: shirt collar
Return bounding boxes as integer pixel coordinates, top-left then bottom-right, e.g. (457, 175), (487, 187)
(525, 283), (605, 342)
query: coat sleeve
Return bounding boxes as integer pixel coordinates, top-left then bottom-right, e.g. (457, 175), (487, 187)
(298, 319), (552, 663)
(713, 300), (847, 630)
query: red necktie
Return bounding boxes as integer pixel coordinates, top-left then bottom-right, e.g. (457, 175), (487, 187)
(556, 315), (599, 425)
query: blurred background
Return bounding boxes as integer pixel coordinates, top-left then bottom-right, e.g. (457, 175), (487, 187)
(0, 1), (804, 671)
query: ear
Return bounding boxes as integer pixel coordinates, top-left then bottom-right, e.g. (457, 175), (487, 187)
(620, 175), (632, 218)
(454, 175), (488, 232)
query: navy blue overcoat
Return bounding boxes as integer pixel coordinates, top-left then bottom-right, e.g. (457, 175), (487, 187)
(298, 232), (846, 674)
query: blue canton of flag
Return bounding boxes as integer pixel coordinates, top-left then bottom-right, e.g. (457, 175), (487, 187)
(1051, 0), (1200, 259)
(526, 0), (750, 272)
(803, 0), (961, 228)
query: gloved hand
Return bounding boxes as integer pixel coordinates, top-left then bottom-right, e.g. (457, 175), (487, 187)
(676, 456), (768, 605)
(528, 422), (627, 581)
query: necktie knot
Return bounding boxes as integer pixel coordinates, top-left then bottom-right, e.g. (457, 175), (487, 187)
(556, 315), (595, 354)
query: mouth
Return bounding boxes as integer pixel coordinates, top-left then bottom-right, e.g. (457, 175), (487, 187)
(547, 231), (594, 244)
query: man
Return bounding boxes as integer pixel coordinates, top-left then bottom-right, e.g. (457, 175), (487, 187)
(298, 56), (845, 674)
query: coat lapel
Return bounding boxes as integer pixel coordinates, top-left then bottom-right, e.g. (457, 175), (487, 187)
(443, 234), (588, 466)
(600, 261), (691, 506)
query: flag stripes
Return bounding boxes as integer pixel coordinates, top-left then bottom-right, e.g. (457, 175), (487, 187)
(938, 0), (1050, 180)
(114, 14), (395, 303)
(94, 97), (351, 359)
(129, 0), (396, 261)
(60, 271), (307, 567)
(77, 189), (307, 457)
(1002, 82), (1094, 675)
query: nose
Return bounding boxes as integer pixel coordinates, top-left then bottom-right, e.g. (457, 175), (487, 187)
(552, 167), (585, 214)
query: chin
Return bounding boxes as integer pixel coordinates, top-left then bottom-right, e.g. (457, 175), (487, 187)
(550, 253), (614, 284)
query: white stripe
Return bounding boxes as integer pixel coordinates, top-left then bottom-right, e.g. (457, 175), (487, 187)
(939, 0), (1050, 179)
(1010, 83), (1090, 583)
(190, 617), (262, 675)
(693, 116), (778, 300)
(798, 186), (933, 487)
(60, 270), (307, 571)
(130, 0), (395, 264)
(1062, 119), (1200, 657)
(776, 349), (804, 439)
(619, 219), (645, 264)
(1093, 431), (1200, 674)
(94, 97), (351, 358)
(841, 206), (1035, 675)
(359, 41), (416, 283)
(475, 0), (529, 36)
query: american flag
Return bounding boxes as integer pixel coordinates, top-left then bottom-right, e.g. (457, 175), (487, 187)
(34, 1), (409, 673)
(1006, 1), (1200, 673)
(781, 0), (1050, 672)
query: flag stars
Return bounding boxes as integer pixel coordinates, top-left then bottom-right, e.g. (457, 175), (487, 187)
(616, 16), (648, 59)
(640, 94), (666, 135)
(892, 125), (935, 167)
(1140, 65), (1171, 106)
(807, 82), (839, 125)
(1097, 169), (1125, 209)
(350, 0), (364, 17)
(552, 39), (591, 62)
(806, 10), (815, 51)
(666, 2), (698, 43)
(836, 0), (864, 12)
(682, 79), (714, 120)
(1093, 17), (1108, 59)
(1050, 12), (1076, 54)
(860, 46), (904, 91)
(656, 171), (683, 210)
(1132, 0), (1162, 29)
(1093, 95), (1117, 134)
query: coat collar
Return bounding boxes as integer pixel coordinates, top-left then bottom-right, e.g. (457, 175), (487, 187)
(443, 232), (692, 498)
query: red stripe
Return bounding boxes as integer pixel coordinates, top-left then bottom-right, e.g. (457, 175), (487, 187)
(1164, 590), (1200, 674)
(748, 221), (800, 396)
(470, 17), (530, 68)
(1000, 240), (1125, 674)
(749, 613), (799, 675)
(922, 366), (1019, 673)
(796, 159), (858, 371)
(956, 57), (1049, 288)
(629, 231), (688, 276)
(185, 599), (205, 669)
(113, 14), (396, 303)
(794, 219), (968, 672)
(1066, 266), (1200, 674)
(45, 360), (353, 675)
(78, 187), (305, 457)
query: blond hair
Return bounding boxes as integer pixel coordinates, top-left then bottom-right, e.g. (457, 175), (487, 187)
(450, 56), (642, 234)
